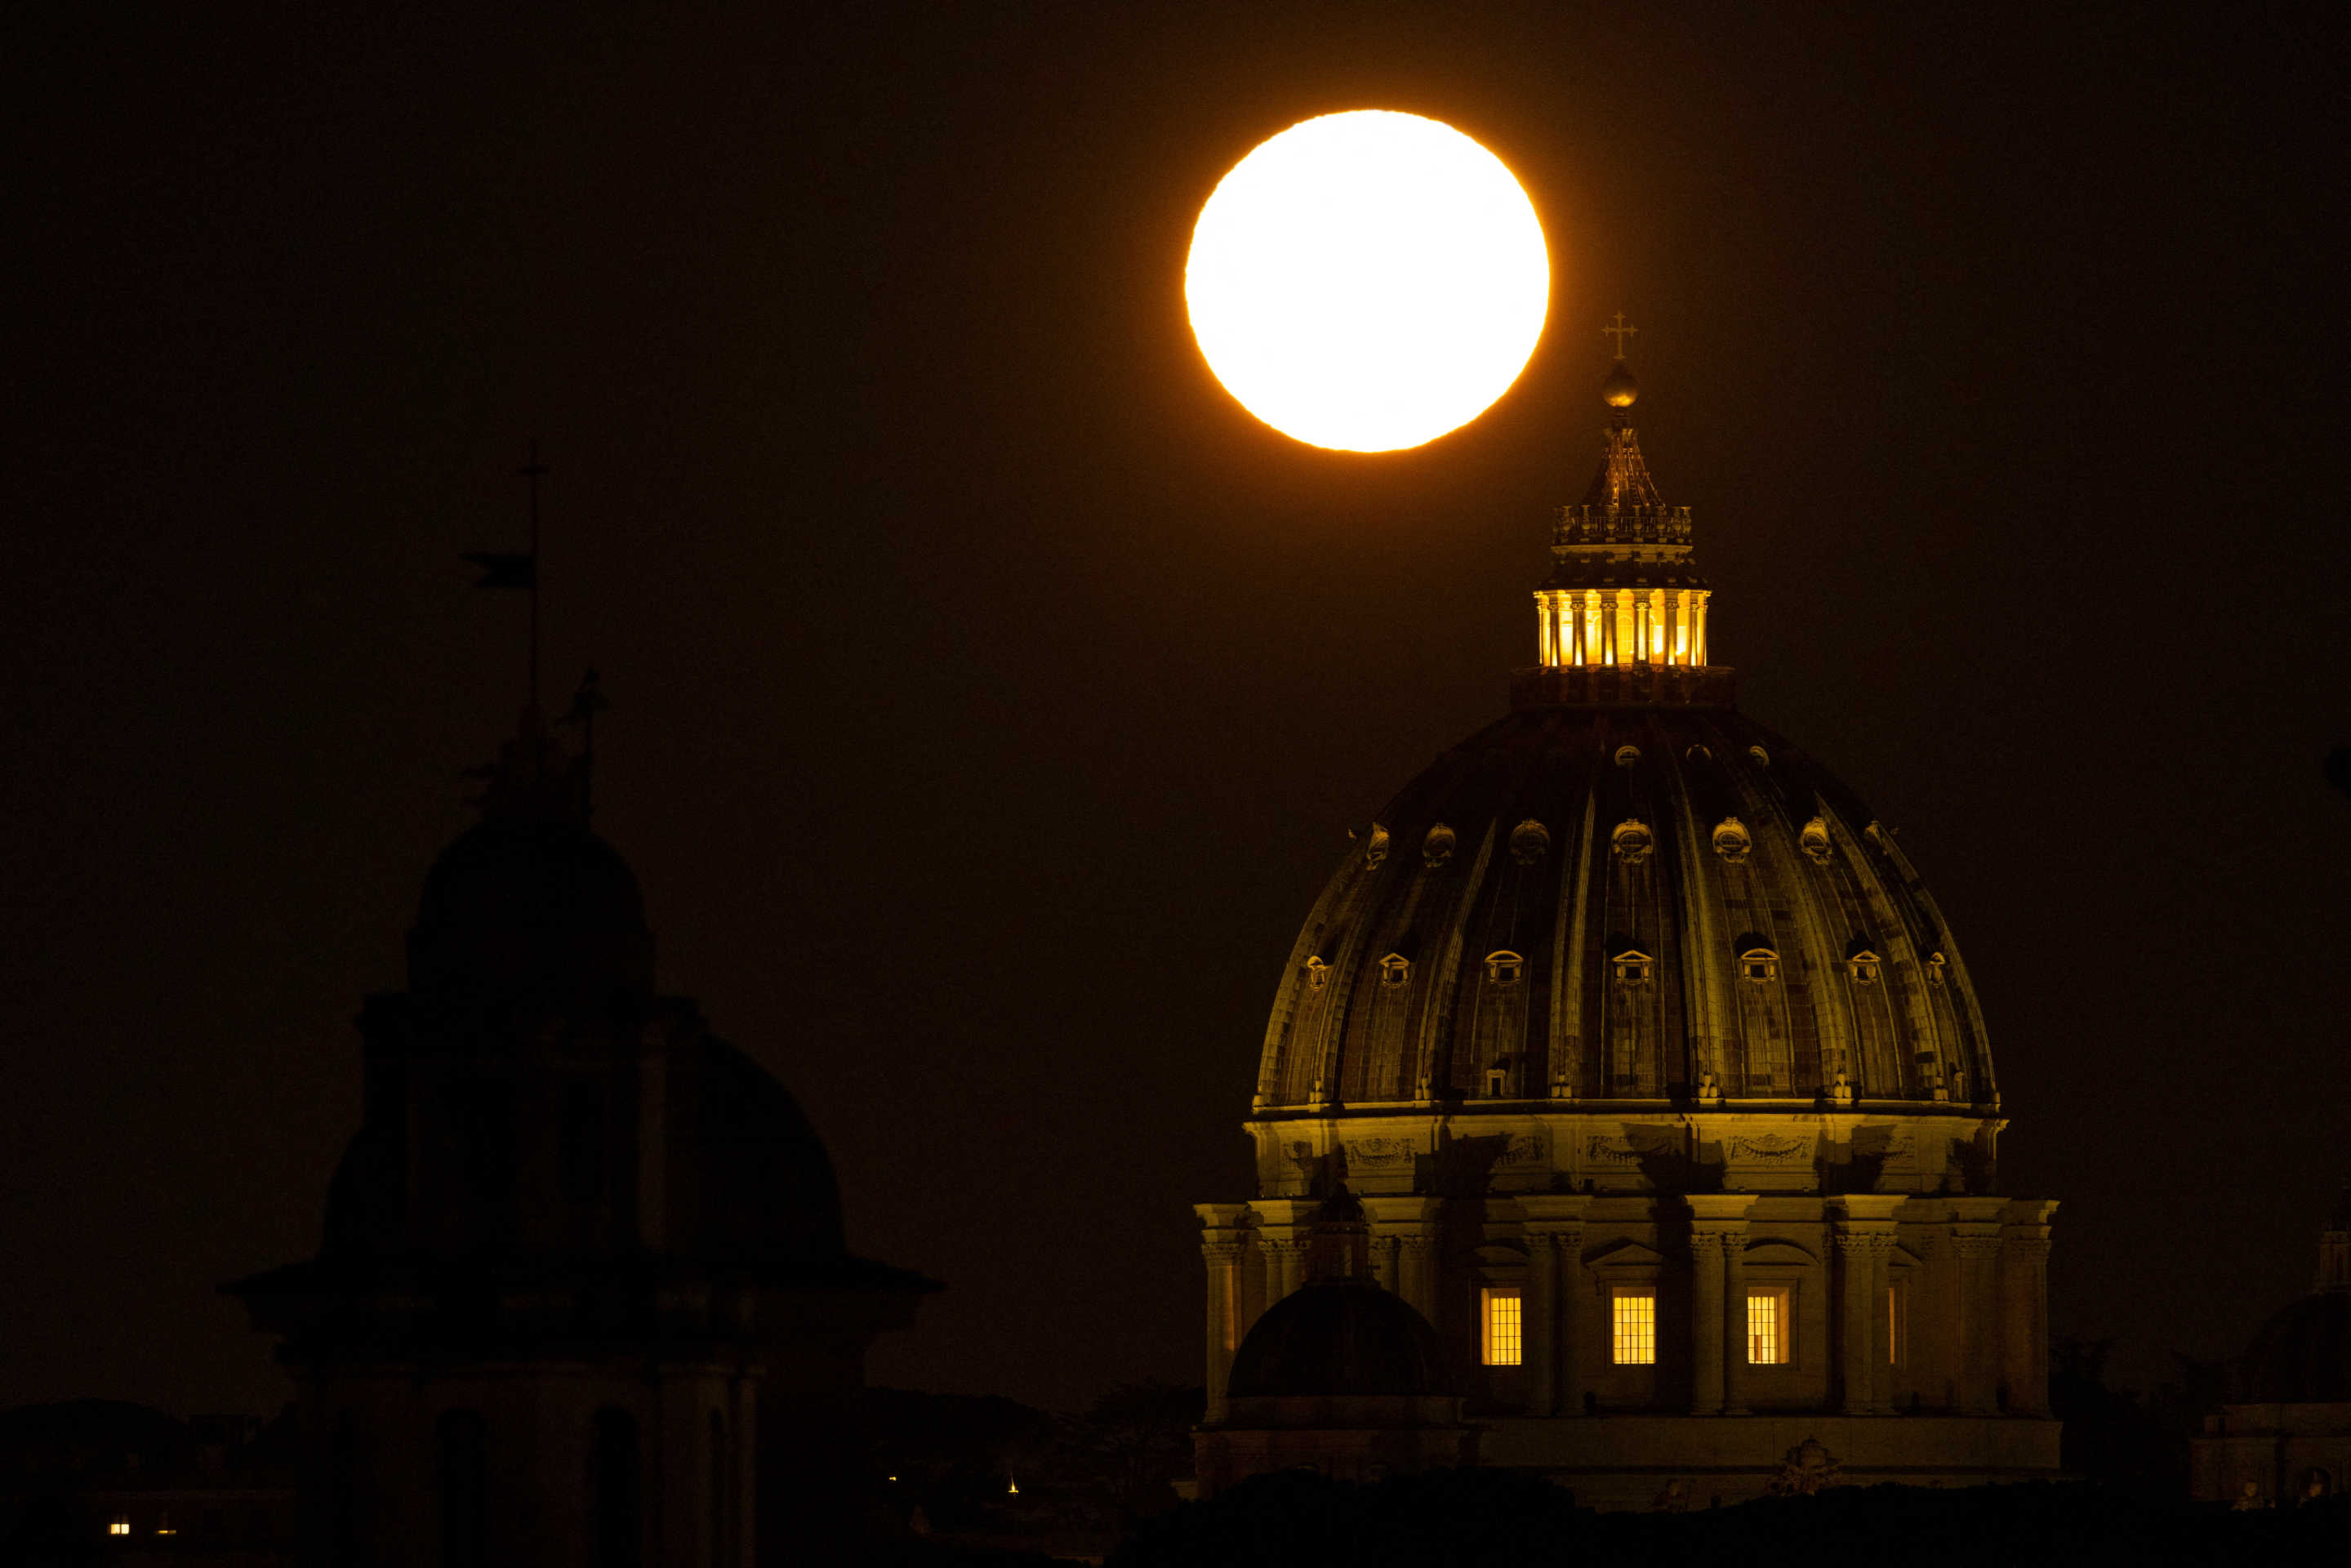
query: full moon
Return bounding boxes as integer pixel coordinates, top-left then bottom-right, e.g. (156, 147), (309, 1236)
(1185, 110), (1550, 453)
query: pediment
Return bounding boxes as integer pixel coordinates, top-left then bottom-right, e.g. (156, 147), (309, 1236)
(1583, 1238), (1665, 1270)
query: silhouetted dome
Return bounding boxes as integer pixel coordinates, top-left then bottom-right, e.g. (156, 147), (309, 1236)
(1259, 706), (1993, 1107)
(407, 817), (655, 998)
(1225, 1277), (1444, 1397)
(416, 818), (647, 939)
(2242, 1290), (2351, 1402)
(320, 1033), (848, 1267)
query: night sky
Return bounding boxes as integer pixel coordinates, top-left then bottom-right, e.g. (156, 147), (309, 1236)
(6, 3), (2346, 1420)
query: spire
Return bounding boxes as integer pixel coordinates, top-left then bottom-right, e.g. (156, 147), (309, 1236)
(1519, 321), (1719, 697)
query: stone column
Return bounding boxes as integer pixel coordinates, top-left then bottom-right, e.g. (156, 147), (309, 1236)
(1525, 1232), (1558, 1415)
(1690, 1196), (1756, 1418)
(1953, 1229), (2002, 1414)
(1721, 1235), (1750, 1415)
(1522, 1196), (1590, 1418)
(1196, 1205), (1253, 1422)
(1832, 1197), (1901, 1414)
(1691, 1231), (1726, 1414)
(2001, 1202), (2057, 1416)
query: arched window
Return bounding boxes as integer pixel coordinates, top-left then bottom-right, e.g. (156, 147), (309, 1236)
(592, 1408), (641, 1568)
(1712, 817), (1752, 863)
(1485, 951), (1524, 986)
(1614, 745), (1641, 768)
(1612, 949), (1653, 983)
(436, 1410), (488, 1568)
(1378, 954), (1411, 988)
(1739, 948), (1779, 983)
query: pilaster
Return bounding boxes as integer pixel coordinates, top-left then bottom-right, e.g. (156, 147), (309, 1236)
(1832, 1196), (1901, 1415)
(1362, 1196), (1445, 1324)
(1196, 1203), (1254, 1420)
(1948, 1197), (2006, 1415)
(1690, 1194), (1757, 1417)
(2001, 1200), (2057, 1416)
(1521, 1195), (1591, 1418)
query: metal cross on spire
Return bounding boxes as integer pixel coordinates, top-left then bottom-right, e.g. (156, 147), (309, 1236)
(1602, 312), (1638, 360)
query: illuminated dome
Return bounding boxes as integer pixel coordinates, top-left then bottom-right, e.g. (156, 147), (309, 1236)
(1249, 353), (2001, 1190)
(1194, 340), (2062, 1508)
(1257, 702), (1991, 1125)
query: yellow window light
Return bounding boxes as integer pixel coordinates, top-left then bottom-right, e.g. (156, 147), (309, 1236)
(1611, 1288), (1656, 1365)
(1481, 1288), (1524, 1365)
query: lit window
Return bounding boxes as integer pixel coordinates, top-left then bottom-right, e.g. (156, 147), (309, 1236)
(1740, 948), (1779, 982)
(1747, 1288), (1790, 1364)
(1612, 949), (1652, 983)
(1887, 1283), (1907, 1366)
(1485, 950), (1523, 985)
(155, 1511), (175, 1536)
(1611, 1288), (1656, 1365)
(1481, 1288), (1523, 1365)
(1379, 953), (1410, 988)
(109, 1517), (131, 1536)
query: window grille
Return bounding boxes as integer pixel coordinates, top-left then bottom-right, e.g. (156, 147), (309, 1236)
(1611, 1288), (1656, 1365)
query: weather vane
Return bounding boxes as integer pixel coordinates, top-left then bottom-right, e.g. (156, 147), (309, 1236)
(1602, 311), (1637, 360)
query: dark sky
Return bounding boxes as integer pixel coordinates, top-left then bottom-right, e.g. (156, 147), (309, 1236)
(5, 2), (2346, 1419)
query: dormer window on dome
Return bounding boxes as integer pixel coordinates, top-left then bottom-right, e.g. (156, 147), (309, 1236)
(1926, 951), (1948, 985)
(1509, 818), (1550, 863)
(1485, 951), (1524, 986)
(1847, 950), (1882, 984)
(1379, 953), (1412, 988)
(1740, 948), (1779, 983)
(1610, 820), (1654, 865)
(1712, 817), (1752, 863)
(1800, 817), (1833, 865)
(1303, 956), (1331, 991)
(1613, 949), (1653, 984)
(1423, 823), (1456, 867)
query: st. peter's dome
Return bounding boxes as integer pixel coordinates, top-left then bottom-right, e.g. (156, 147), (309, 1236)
(1194, 343), (2059, 1503)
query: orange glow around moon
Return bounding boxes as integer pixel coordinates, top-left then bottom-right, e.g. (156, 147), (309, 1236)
(1185, 110), (1551, 453)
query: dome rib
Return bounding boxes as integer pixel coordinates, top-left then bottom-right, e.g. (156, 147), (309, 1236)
(1255, 708), (1994, 1112)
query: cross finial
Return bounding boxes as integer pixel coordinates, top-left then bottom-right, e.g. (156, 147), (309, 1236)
(1602, 312), (1637, 360)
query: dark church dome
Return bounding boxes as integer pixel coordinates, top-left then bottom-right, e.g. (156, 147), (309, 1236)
(1225, 1276), (1445, 1397)
(415, 817), (648, 939)
(2242, 1291), (2351, 1403)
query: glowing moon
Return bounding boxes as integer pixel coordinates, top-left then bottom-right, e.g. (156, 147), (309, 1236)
(1185, 110), (1550, 453)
